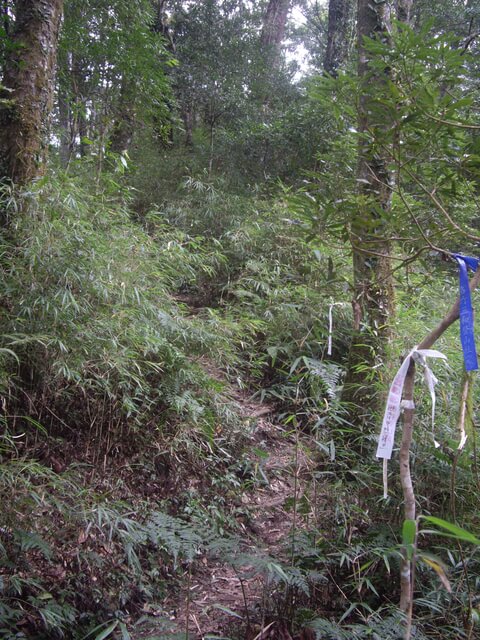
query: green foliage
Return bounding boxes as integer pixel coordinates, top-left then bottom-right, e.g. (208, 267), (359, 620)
(170, 0), (261, 123)
(0, 173), (238, 435)
(301, 21), (480, 271)
(0, 456), (210, 638)
(308, 610), (421, 640)
(420, 516), (480, 545)
(56, 0), (174, 168)
(4, 2), (480, 639)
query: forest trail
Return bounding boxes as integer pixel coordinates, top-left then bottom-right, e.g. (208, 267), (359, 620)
(136, 359), (318, 640)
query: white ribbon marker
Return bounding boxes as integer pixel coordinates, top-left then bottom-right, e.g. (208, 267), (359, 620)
(457, 375), (470, 451)
(377, 347), (447, 498)
(328, 305), (334, 356)
(458, 430), (468, 451)
(413, 349), (447, 449)
(457, 430), (468, 451)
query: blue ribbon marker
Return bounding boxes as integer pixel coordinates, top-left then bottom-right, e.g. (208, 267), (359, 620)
(454, 254), (479, 371)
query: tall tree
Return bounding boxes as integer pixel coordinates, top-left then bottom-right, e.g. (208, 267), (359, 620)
(341, 0), (398, 424)
(57, 0), (171, 164)
(0, 0), (64, 185)
(259, 0), (292, 99)
(109, 78), (137, 155)
(324, 0), (354, 76)
(169, 1), (259, 152)
(261, 0), (291, 57)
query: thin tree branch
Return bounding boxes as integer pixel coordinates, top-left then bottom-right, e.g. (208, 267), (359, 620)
(396, 185), (453, 255)
(461, 32), (480, 54)
(403, 166), (480, 243)
(398, 265), (480, 636)
(418, 112), (480, 130)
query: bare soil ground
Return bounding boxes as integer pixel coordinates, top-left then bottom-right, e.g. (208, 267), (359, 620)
(134, 367), (317, 640)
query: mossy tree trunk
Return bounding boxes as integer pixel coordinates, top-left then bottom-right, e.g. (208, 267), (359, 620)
(342, 0), (414, 430)
(341, 0), (395, 427)
(0, 0), (64, 185)
(324, 0), (354, 77)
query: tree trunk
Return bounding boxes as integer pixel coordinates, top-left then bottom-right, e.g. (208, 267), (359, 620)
(395, 0), (413, 24)
(324, 0), (353, 77)
(109, 78), (136, 156)
(208, 118), (215, 177)
(0, 0), (64, 185)
(341, 0), (395, 425)
(260, 0), (291, 62)
(58, 49), (72, 168)
(152, 0), (175, 51)
(182, 106), (194, 148)
(342, 1), (415, 430)
(58, 86), (71, 168)
(71, 54), (88, 158)
(258, 0), (291, 110)
(152, 0), (167, 34)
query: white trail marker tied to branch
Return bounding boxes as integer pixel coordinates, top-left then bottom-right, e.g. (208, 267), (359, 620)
(327, 302), (348, 356)
(376, 347), (447, 498)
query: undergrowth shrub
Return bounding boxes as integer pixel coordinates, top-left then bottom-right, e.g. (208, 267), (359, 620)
(132, 171), (353, 425)
(0, 421), (219, 639)
(0, 175), (239, 444)
(0, 173), (253, 637)
(3, 163), (476, 640)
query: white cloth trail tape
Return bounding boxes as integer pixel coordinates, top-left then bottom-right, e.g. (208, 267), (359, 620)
(457, 375), (470, 451)
(328, 305), (333, 356)
(377, 347), (447, 498)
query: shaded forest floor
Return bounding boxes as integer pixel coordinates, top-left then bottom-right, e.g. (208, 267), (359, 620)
(134, 362), (321, 640)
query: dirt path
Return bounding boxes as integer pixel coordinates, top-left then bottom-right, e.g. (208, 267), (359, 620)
(135, 366), (316, 640)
